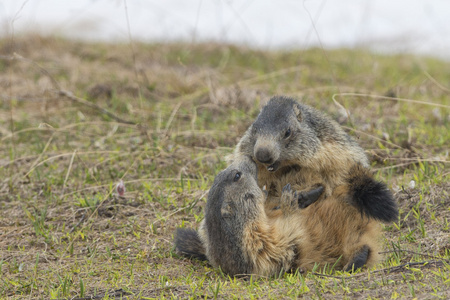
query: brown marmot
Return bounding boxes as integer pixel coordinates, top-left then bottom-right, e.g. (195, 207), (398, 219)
(229, 96), (398, 223)
(175, 156), (388, 276)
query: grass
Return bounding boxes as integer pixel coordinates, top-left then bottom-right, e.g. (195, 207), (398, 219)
(0, 34), (449, 299)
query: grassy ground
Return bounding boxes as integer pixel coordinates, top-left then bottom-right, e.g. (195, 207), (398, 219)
(0, 35), (449, 299)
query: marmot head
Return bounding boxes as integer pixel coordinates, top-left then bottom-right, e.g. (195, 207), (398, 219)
(239, 96), (321, 172)
(203, 155), (266, 275)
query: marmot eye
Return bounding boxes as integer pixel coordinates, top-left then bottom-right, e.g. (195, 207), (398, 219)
(284, 128), (291, 138)
(233, 172), (242, 182)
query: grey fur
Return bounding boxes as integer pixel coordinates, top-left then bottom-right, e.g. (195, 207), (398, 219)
(236, 96), (368, 170)
(231, 96), (369, 198)
(198, 156), (266, 275)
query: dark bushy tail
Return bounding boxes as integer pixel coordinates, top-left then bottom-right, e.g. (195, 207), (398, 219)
(174, 228), (207, 261)
(346, 165), (398, 223)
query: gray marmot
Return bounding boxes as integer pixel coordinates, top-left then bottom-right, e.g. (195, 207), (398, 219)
(229, 96), (397, 223)
(175, 156), (387, 276)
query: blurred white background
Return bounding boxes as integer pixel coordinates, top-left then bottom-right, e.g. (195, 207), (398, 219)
(0, 0), (449, 59)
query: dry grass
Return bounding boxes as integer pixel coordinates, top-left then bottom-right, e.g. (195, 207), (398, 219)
(0, 34), (449, 299)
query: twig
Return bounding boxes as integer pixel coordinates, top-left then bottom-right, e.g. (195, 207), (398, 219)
(69, 211), (87, 234)
(0, 226), (30, 241)
(374, 162), (418, 171)
(309, 259), (449, 280)
(373, 158), (449, 171)
(23, 134), (55, 178)
(333, 92), (450, 109)
(0, 54), (136, 125)
(311, 272), (341, 279)
(61, 149), (77, 196)
(150, 192), (206, 228)
(386, 260), (448, 273)
(67, 288), (130, 300)
(400, 185), (413, 199)
(341, 125), (404, 150)
(163, 100), (183, 136)
(58, 90), (136, 125)
(237, 65), (304, 87)
(23, 150), (123, 178)
(8, 53), (62, 89)
(379, 249), (446, 261)
(123, 0), (144, 110)
(423, 69), (450, 93)
(349, 259), (448, 279)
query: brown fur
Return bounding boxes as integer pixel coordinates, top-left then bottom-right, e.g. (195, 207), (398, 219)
(268, 187), (382, 272)
(227, 96), (390, 269)
(189, 157), (381, 276)
(175, 97), (396, 275)
(230, 96), (369, 197)
(263, 165), (382, 272)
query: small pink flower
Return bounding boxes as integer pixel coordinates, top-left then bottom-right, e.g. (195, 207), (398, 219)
(116, 180), (126, 196)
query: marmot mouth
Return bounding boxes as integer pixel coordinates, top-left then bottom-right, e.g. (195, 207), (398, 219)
(267, 161), (280, 172)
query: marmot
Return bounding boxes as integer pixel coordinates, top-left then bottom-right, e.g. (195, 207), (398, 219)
(229, 96), (398, 223)
(175, 156), (388, 276)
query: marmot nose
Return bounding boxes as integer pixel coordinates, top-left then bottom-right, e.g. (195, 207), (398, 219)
(255, 148), (273, 164)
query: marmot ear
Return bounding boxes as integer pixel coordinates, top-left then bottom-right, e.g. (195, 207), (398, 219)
(293, 104), (302, 122)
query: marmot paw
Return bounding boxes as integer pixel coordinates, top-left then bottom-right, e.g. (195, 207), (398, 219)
(344, 245), (369, 272)
(297, 185), (324, 208)
(280, 183), (298, 210)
